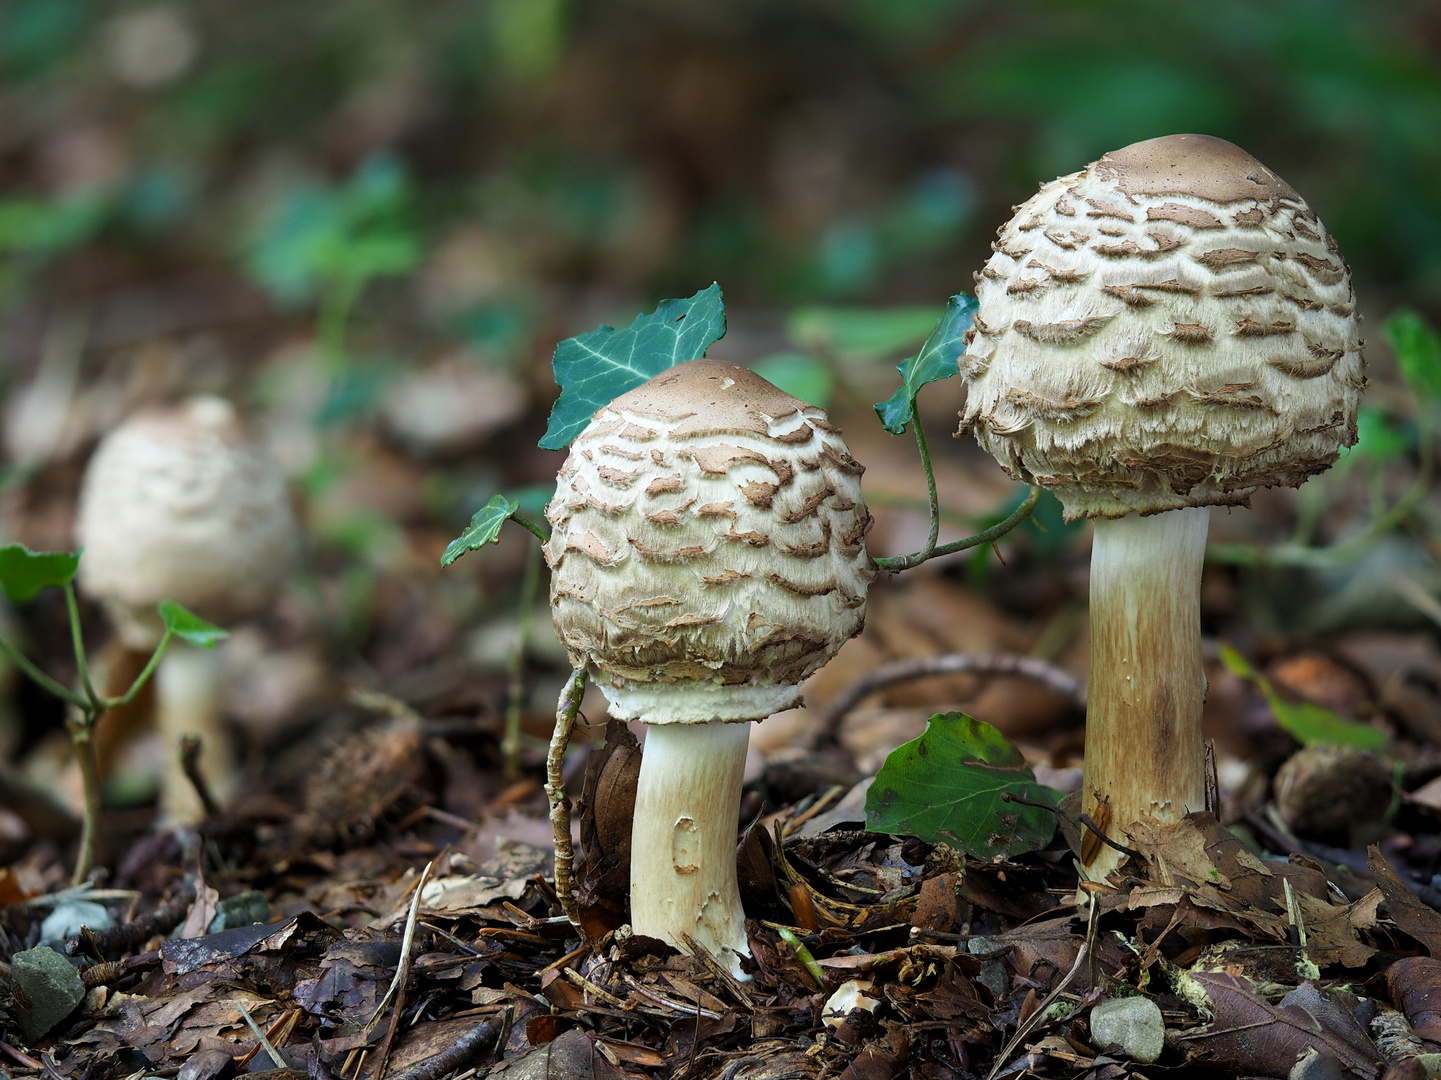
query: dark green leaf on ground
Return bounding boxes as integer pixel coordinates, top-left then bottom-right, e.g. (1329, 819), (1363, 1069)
(539, 283), (727, 450)
(0, 545), (80, 602)
(159, 601), (229, 648)
(865, 711), (1059, 859)
(875, 293), (978, 434)
(442, 494), (520, 567)
(1220, 644), (1387, 751)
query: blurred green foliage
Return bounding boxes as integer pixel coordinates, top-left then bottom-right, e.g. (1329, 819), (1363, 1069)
(0, 0), (1434, 320)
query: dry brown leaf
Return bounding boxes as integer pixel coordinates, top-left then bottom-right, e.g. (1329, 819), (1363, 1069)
(1368, 846), (1441, 956)
(1181, 972), (1380, 1079)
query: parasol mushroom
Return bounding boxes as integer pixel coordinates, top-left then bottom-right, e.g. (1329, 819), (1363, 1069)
(957, 134), (1365, 878)
(547, 360), (873, 975)
(75, 395), (301, 823)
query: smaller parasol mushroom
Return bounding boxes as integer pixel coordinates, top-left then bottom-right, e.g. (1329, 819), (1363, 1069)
(958, 134), (1365, 878)
(75, 395), (301, 823)
(547, 360), (873, 976)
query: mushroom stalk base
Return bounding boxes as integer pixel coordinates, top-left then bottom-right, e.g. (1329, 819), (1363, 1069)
(1084, 507), (1209, 880)
(630, 720), (751, 980)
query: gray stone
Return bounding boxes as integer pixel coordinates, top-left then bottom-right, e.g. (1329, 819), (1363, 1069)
(977, 960), (1010, 1000)
(10, 946), (85, 1042)
(39, 900), (113, 947)
(208, 890), (270, 933)
(1090, 995), (1164, 1065)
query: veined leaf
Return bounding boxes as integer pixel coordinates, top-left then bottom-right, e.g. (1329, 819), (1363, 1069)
(866, 711), (1059, 859)
(442, 494), (520, 567)
(1220, 643), (1387, 751)
(0, 544), (80, 602)
(159, 601), (228, 648)
(874, 294), (978, 435)
(539, 284), (727, 450)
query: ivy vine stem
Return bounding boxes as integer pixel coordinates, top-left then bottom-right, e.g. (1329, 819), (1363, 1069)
(873, 486), (1042, 573)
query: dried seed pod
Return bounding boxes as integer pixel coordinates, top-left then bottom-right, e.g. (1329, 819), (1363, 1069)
(960, 133), (1364, 521)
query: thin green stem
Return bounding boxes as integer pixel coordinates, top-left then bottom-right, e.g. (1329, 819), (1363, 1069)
(913, 415), (940, 560)
(69, 719), (103, 886)
(0, 634), (88, 709)
(318, 274), (362, 374)
(102, 630), (173, 710)
(873, 486), (1042, 573)
(1208, 431), (1435, 570)
(64, 583), (102, 712)
(503, 536), (544, 779)
(512, 512), (549, 543)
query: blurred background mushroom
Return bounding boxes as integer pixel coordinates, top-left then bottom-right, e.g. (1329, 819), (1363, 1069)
(74, 395), (300, 823)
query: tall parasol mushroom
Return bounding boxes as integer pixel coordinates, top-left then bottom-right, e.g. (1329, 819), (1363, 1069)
(958, 134), (1365, 878)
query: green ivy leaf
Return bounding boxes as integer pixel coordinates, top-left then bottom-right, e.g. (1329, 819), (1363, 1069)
(442, 494), (520, 567)
(539, 284), (727, 451)
(159, 601), (228, 648)
(787, 306), (940, 363)
(874, 294), (978, 435)
(1219, 643), (1387, 751)
(865, 711), (1059, 859)
(1385, 309), (1441, 402)
(0, 544), (80, 602)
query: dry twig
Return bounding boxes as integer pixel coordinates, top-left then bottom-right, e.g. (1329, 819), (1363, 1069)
(546, 669), (587, 927)
(811, 651), (1085, 748)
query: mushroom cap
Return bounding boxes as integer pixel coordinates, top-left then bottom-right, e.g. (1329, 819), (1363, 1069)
(959, 134), (1365, 520)
(75, 396), (301, 647)
(546, 360), (873, 724)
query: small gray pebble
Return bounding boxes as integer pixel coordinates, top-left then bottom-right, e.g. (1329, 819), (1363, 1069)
(1289, 1047), (1343, 1080)
(977, 959), (1010, 1000)
(39, 900), (113, 947)
(11, 946), (86, 1041)
(178, 1048), (238, 1080)
(209, 890), (271, 933)
(1090, 995), (1164, 1065)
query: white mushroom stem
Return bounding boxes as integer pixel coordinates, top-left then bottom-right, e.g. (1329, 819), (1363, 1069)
(155, 648), (235, 825)
(630, 719), (751, 980)
(1083, 506), (1210, 879)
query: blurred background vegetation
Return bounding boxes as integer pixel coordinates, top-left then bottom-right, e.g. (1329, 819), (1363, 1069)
(1, 0), (1440, 813)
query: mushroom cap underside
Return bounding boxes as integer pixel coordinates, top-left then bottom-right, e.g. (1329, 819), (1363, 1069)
(547, 360), (873, 723)
(959, 134), (1365, 520)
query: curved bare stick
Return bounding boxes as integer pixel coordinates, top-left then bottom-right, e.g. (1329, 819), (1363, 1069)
(810, 652), (1085, 749)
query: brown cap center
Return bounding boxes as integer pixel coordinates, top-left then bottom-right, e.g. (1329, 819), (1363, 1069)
(1093, 134), (1298, 205)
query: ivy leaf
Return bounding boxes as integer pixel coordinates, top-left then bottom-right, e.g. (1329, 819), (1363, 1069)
(159, 601), (228, 648)
(539, 284), (728, 451)
(442, 494), (520, 567)
(1220, 644), (1387, 751)
(865, 711), (1059, 859)
(874, 294), (978, 435)
(0, 544), (80, 602)
(1385, 309), (1441, 402)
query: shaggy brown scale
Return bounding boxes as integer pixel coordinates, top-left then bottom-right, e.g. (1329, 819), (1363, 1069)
(545, 359), (873, 723)
(959, 133), (1365, 520)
